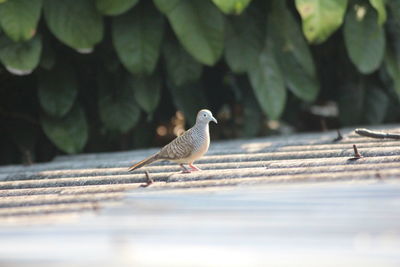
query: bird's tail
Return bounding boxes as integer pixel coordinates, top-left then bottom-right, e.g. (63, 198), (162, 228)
(128, 154), (159, 172)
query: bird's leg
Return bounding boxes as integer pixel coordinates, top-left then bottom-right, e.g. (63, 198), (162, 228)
(179, 164), (191, 174)
(189, 163), (201, 171)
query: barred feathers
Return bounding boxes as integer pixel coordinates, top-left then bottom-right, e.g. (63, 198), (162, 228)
(128, 154), (158, 172)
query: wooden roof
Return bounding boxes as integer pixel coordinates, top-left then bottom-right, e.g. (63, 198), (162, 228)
(0, 125), (399, 266)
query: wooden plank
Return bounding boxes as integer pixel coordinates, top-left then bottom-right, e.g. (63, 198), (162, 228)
(0, 155), (398, 183)
(0, 126), (399, 266)
(0, 182), (399, 266)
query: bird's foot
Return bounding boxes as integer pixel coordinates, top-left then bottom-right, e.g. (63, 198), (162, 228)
(179, 164), (191, 174)
(189, 164), (201, 171)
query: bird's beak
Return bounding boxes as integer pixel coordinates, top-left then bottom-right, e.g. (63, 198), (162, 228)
(211, 116), (218, 124)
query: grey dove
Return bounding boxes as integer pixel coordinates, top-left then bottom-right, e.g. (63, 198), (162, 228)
(128, 109), (217, 173)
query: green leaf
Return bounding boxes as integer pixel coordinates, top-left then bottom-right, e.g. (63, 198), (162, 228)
(276, 51), (319, 102)
(369, 0), (387, 25)
(338, 83), (364, 125)
(38, 63), (78, 117)
(97, 71), (140, 133)
(152, 0), (180, 14)
(343, 2), (385, 74)
(0, 0), (42, 42)
(41, 104), (88, 154)
(0, 34), (42, 75)
(211, 0), (252, 15)
(386, 0), (400, 62)
(44, 0), (103, 53)
(129, 73), (161, 115)
(338, 80), (388, 125)
(295, 0), (348, 44)
(269, 0), (319, 102)
(242, 91), (262, 137)
(39, 39), (56, 70)
(385, 49), (400, 99)
(224, 11), (264, 73)
(154, 0), (224, 66)
(248, 46), (286, 120)
(96, 0), (139, 16)
(363, 87), (388, 124)
(99, 44), (121, 73)
(163, 38), (203, 86)
(270, 1), (316, 76)
(387, 0), (400, 22)
(112, 3), (164, 75)
(167, 81), (208, 125)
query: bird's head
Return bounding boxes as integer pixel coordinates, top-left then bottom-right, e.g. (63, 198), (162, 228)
(196, 109), (217, 125)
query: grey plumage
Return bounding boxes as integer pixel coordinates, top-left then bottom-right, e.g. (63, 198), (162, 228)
(128, 109), (217, 173)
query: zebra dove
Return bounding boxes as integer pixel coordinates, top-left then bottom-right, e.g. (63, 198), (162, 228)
(128, 109), (217, 173)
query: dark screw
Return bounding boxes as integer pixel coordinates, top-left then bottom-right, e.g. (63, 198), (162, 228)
(348, 144), (363, 161)
(140, 171), (154, 187)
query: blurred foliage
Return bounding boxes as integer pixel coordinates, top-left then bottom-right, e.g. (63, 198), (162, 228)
(0, 0), (399, 165)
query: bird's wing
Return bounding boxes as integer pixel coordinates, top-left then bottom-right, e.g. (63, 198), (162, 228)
(157, 129), (195, 160)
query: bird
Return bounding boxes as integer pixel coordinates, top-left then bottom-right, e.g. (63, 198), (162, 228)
(128, 109), (218, 173)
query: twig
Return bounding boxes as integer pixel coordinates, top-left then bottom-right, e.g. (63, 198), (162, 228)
(333, 129), (343, 142)
(355, 128), (400, 140)
(348, 144), (363, 161)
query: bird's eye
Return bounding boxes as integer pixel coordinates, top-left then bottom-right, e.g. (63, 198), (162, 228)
(203, 114), (206, 117)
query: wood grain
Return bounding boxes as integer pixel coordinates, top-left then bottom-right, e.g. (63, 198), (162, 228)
(0, 126), (399, 266)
